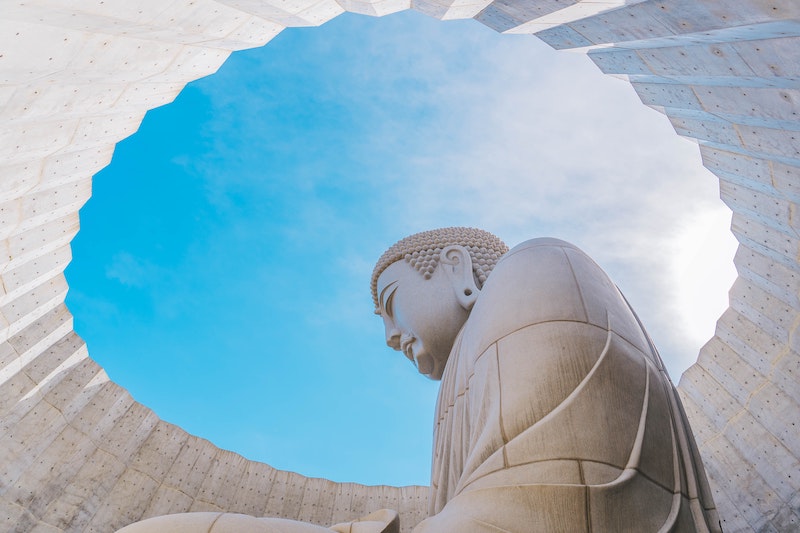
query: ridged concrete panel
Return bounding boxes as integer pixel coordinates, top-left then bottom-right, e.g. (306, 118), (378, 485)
(0, 0), (798, 532)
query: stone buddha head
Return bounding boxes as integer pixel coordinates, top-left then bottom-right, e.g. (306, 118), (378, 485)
(371, 227), (508, 380)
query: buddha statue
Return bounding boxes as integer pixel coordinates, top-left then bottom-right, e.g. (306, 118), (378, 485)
(372, 227), (721, 531)
(119, 227), (721, 532)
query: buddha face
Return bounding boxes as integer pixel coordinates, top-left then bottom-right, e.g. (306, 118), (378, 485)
(376, 259), (471, 380)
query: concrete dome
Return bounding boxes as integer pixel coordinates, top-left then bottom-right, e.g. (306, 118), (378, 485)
(0, 1), (797, 531)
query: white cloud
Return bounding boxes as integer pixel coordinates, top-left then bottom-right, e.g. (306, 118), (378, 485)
(669, 206), (737, 351)
(105, 251), (163, 288)
(352, 24), (739, 376)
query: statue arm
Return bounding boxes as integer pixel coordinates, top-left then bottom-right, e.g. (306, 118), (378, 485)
(116, 510), (398, 533)
(330, 509), (399, 533)
(419, 321), (631, 532)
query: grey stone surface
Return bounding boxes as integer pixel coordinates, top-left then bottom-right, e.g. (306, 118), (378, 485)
(373, 233), (721, 531)
(0, 0), (797, 531)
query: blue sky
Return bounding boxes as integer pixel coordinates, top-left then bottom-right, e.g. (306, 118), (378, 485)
(65, 11), (737, 488)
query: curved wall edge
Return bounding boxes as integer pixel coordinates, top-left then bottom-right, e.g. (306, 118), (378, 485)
(0, 1), (797, 531)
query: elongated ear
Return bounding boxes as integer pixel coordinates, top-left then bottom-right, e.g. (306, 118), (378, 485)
(440, 245), (479, 310)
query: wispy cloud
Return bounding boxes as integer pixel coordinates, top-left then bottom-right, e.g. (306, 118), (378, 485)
(333, 22), (738, 375)
(105, 251), (165, 289)
(193, 13), (737, 376)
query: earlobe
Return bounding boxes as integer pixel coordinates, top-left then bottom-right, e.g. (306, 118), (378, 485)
(440, 245), (479, 310)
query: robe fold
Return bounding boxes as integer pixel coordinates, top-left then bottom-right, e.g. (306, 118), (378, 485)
(415, 238), (720, 532)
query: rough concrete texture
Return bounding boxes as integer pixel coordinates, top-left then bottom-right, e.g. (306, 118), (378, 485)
(0, 0), (797, 532)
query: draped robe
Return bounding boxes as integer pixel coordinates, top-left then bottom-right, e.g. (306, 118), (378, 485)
(414, 238), (721, 532)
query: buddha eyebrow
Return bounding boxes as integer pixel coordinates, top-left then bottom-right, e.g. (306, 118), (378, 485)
(377, 281), (399, 316)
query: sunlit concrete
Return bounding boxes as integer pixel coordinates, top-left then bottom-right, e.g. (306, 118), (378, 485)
(0, 1), (797, 531)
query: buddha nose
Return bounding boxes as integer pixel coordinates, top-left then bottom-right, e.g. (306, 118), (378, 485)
(386, 327), (401, 350)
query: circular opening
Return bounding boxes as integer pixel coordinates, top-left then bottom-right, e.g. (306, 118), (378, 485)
(66, 11), (736, 487)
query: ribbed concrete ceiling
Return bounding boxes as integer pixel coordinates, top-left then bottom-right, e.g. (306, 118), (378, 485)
(0, 1), (797, 532)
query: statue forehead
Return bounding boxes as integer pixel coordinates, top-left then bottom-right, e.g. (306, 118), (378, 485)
(376, 260), (418, 290)
(370, 226), (509, 309)
(375, 259), (440, 311)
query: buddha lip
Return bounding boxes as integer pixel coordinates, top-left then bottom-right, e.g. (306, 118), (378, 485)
(400, 338), (415, 360)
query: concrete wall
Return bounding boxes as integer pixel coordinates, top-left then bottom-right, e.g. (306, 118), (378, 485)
(0, 1), (797, 531)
